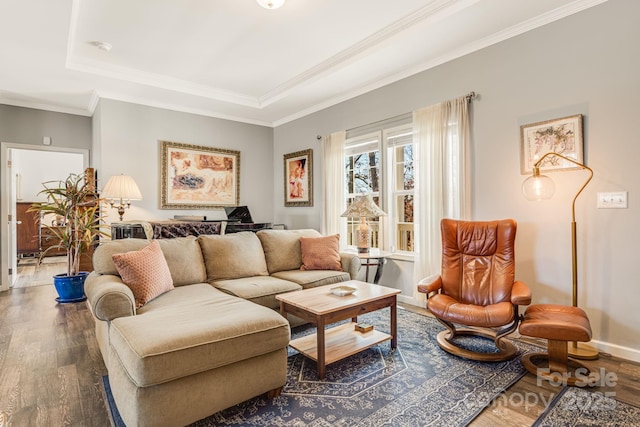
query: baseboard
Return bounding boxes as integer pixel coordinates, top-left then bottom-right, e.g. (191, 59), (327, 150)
(591, 339), (640, 363)
(397, 294), (422, 307)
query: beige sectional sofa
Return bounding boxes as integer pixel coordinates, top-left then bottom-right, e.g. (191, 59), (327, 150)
(84, 229), (360, 427)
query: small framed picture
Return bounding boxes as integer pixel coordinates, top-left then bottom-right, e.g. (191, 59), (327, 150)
(284, 149), (313, 207)
(520, 114), (584, 174)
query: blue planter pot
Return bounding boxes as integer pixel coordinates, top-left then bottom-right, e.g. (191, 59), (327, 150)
(53, 272), (89, 303)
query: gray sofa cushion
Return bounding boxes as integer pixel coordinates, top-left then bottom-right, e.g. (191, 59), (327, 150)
(92, 236), (206, 287)
(211, 276), (302, 309)
(198, 232), (269, 281)
(257, 229), (322, 274)
(110, 284), (290, 387)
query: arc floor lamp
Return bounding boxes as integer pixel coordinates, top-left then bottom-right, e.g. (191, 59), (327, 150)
(522, 151), (599, 360)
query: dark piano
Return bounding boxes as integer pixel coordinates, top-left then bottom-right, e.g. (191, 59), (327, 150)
(224, 206), (272, 233)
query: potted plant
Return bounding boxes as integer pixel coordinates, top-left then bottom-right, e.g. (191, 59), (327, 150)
(29, 172), (109, 302)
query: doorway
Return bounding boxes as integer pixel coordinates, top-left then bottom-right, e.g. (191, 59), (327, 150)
(1, 143), (88, 290)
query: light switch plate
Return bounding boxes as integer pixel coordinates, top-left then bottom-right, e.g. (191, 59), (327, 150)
(597, 191), (628, 209)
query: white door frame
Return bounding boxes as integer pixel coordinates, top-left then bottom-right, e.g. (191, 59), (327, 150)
(0, 142), (89, 291)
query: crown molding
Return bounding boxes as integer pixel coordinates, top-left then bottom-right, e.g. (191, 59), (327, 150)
(96, 91), (273, 127)
(0, 97), (92, 117)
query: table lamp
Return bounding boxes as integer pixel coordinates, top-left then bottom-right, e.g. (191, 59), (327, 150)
(340, 194), (386, 253)
(101, 174), (142, 221)
(522, 151), (598, 360)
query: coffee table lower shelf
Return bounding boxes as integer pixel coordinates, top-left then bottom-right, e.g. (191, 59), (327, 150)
(289, 322), (391, 365)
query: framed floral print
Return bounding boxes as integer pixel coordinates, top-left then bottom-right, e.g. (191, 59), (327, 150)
(520, 114), (584, 174)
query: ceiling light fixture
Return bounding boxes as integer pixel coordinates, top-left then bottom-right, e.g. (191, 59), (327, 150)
(256, 0), (285, 10)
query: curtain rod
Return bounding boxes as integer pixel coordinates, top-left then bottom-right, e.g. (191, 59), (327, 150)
(317, 91), (477, 140)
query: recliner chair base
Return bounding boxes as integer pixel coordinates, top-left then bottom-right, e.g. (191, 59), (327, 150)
(522, 350), (599, 387)
(436, 328), (517, 362)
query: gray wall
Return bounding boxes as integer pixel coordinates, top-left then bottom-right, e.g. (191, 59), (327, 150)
(0, 105), (91, 150)
(273, 0), (640, 360)
(0, 105), (92, 290)
(92, 99), (274, 224)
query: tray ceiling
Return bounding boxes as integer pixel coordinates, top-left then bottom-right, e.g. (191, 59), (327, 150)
(0, 0), (606, 126)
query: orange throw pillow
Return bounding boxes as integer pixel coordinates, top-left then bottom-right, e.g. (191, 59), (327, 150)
(300, 234), (342, 271)
(112, 240), (174, 308)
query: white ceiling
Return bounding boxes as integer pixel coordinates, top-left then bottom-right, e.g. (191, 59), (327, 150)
(0, 0), (606, 127)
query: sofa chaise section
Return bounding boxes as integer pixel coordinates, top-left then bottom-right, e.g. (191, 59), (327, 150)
(108, 284), (289, 427)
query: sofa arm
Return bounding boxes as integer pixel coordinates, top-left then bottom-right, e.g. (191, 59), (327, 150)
(340, 253), (362, 280)
(84, 272), (136, 321)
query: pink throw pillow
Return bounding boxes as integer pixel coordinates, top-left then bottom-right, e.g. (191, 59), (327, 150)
(300, 234), (342, 271)
(112, 240), (174, 308)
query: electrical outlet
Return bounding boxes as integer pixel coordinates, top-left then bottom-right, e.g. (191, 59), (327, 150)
(597, 191), (628, 209)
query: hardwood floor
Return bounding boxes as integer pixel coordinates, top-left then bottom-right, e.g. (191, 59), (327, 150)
(0, 284), (109, 426)
(14, 256), (66, 288)
(0, 285), (638, 426)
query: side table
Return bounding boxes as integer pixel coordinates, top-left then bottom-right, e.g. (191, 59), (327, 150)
(354, 249), (391, 284)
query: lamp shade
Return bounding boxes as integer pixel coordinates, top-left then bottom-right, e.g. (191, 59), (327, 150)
(522, 173), (555, 201)
(101, 174), (142, 201)
(340, 194), (386, 218)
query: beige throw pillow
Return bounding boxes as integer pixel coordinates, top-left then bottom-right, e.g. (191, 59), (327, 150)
(112, 240), (174, 308)
(300, 234), (342, 271)
(198, 232), (269, 281)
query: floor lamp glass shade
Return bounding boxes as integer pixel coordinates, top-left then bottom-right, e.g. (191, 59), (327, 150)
(341, 194), (386, 254)
(522, 170), (555, 200)
(101, 174), (142, 221)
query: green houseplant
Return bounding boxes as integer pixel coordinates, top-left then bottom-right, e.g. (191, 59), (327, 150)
(29, 172), (108, 302)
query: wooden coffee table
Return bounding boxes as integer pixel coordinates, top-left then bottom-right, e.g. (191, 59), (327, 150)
(276, 280), (401, 379)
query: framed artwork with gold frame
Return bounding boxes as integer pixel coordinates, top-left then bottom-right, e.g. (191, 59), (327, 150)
(160, 140), (240, 209)
(284, 149), (313, 207)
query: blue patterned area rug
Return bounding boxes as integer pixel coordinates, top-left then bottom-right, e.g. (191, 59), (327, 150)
(103, 308), (541, 426)
(533, 386), (640, 426)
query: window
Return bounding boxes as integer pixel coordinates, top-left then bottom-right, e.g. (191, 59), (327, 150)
(344, 134), (382, 248)
(385, 126), (414, 253)
(343, 118), (414, 254)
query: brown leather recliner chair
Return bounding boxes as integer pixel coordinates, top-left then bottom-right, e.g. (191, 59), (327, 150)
(418, 219), (532, 361)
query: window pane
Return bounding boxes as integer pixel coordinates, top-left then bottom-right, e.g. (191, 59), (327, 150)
(403, 145), (414, 190)
(402, 194), (413, 222)
(346, 150), (379, 195)
(397, 222), (414, 252)
(345, 156), (354, 194)
(395, 193), (414, 252)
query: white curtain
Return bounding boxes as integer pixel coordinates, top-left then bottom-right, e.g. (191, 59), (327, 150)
(412, 96), (471, 300)
(321, 130), (347, 248)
